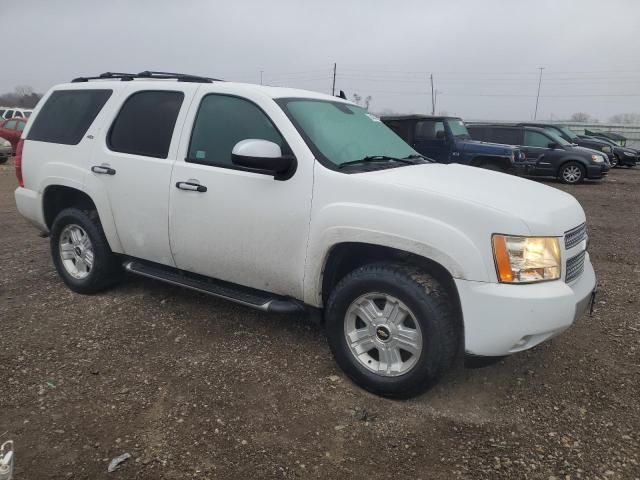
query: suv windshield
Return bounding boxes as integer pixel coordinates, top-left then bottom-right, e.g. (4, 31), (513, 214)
(447, 118), (470, 138)
(277, 98), (417, 168)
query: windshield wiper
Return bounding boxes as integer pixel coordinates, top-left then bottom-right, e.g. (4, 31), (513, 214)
(338, 155), (424, 169)
(403, 154), (434, 163)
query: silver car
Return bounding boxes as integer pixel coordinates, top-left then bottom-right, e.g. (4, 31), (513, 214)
(0, 137), (11, 164)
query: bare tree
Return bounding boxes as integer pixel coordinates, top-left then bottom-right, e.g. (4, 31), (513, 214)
(0, 86), (42, 108)
(351, 93), (373, 111)
(609, 113), (640, 125)
(569, 112), (595, 123)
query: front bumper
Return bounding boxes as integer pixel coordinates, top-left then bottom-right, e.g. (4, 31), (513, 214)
(455, 253), (596, 356)
(586, 163), (609, 179)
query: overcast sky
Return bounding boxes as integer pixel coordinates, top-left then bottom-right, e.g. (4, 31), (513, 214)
(3, 0), (640, 121)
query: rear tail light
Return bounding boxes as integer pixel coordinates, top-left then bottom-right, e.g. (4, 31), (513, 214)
(15, 139), (24, 187)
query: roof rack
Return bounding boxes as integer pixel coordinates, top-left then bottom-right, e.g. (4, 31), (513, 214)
(71, 71), (223, 84)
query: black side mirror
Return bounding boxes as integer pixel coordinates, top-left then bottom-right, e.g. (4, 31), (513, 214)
(436, 130), (446, 140)
(231, 139), (296, 180)
(548, 142), (558, 149)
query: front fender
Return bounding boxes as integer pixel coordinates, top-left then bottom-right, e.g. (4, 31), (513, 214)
(303, 203), (490, 306)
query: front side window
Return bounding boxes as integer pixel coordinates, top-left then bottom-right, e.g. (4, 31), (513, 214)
(188, 94), (284, 167)
(524, 130), (553, 148)
(446, 118), (470, 138)
(278, 99), (415, 168)
(3, 120), (17, 130)
(14, 111), (23, 118)
(109, 90), (184, 158)
(17, 121), (26, 131)
(415, 120), (445, 141)
(28, 89), (112, 145)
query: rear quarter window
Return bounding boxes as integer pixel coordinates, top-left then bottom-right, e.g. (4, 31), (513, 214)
(27, 89), (112, 145)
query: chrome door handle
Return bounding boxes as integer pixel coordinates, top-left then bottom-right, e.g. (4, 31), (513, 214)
(91, 165), (116, 175)
(176, 181), (207, 193)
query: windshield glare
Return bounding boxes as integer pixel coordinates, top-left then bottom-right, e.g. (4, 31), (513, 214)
(447, 118), (470, 138)
(277, 99), (417, 167)
(557, 126), (578, 141)
(546, 130), (571, 146)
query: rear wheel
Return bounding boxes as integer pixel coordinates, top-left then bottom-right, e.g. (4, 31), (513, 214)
(50, 208), (123, 294)
(559, 162), (585, 184)
(325, 262), (459, 398)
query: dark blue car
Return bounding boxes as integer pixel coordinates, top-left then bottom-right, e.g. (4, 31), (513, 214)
(381, 115), (523, 172)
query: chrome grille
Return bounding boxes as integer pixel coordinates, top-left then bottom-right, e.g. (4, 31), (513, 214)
(565, 250), (586, 283)
(565, 223), (586, 249)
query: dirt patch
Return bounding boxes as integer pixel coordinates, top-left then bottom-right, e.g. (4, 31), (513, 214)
(1, 160), (639, 479)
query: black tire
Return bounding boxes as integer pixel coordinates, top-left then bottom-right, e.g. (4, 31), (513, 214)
(0, 156), (7, 165)
(325, 262), (460, 398)
(558, 161), (585, 184)
(50, 207), (123, 294)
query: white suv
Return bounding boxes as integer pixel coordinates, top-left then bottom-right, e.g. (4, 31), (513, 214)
(14, 71), (596, 398)
(0, 107), (32, 120)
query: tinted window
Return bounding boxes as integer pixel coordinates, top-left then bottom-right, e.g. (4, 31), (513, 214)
(17, 121), (26, 131)
(415, 120), (445, 140)
(5, 110), (13, 119)
(0, 110), (5, 117)
(188, 94), (284, 167)
(466, 125), (485, 140)
(524, 130), (552, 148)
(109, 91), (184, 159)
(24, 111), (32, 118)
(488, 128), (520, 145)
(3, 120), (17, 130)
(28, 89), (112, 145)
(14, 111), (23, 118)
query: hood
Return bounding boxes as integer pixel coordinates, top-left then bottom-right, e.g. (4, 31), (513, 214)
(616, 146), (639, 155)
(364, 163), (585, 235)
(458, 139), (515, 155)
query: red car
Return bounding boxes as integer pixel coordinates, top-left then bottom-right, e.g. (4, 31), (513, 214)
(0, 118), (27, 152)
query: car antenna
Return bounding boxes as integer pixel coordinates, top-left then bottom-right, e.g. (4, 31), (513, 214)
(337, 90), (347, 100)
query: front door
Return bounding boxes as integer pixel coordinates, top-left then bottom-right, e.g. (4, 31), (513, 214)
(168, 92), (313, 298)
(521, 129), (555, 176)
(412, 119), (450, 162)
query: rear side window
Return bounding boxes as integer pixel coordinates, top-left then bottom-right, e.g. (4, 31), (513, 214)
(108, 91), (184, 159)
(17, 121), (26, 131)
(488, 128), (520, 145)
(27, 89), (112, 145)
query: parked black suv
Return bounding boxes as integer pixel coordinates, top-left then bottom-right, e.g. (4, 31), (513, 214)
(381, 115), (523, 172)
(467, 124), (609, 184)
(517, 123), (617, 166)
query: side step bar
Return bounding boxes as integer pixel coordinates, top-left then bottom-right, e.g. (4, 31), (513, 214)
(124, 260), (305, 314)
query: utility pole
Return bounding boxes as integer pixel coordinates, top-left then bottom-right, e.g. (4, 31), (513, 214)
(332, 63), (337, 96)
(260, 70), (263, 85)
(534, 67), (544, 120)
(430, 74), (435, 115)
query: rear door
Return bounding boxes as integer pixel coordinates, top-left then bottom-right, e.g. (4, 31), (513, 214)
(413, 119), (450, 162)
(91, 85), (198, 266)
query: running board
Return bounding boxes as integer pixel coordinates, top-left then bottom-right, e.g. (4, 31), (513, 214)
(123, 260), (305, 314)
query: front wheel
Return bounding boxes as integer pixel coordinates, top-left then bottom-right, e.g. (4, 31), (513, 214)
(325, 263), (460, 398)
(50, 208), (123, 294)
(559, 162), (585, 184)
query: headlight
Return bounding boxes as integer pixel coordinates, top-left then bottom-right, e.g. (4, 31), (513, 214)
(601, 146), (612, 153)
(591, 154), (604, 163)
(492, 235), (561, 283)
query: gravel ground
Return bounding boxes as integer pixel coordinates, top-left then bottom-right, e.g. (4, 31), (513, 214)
(0, 159), (639, 479)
